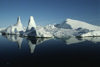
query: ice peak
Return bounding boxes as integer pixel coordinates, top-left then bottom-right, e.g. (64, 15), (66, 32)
(30, 16), (34, 20)
(15, 16), (23, 27)
(66, 18), (73, 22)
(27, 16), (36, 31)
(17, 16), (21, 24)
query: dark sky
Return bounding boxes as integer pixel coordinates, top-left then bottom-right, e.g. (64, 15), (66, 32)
(0, 0), (99, 27)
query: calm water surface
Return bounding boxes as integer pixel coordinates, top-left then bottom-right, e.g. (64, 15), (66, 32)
(0, 34), (100, 66)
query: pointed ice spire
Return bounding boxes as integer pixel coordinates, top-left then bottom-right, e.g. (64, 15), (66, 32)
(27, 16), (36, 31)
(15, 16), (23, 27)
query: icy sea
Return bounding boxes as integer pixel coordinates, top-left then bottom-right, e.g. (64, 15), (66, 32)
(0, 34), (100, 67)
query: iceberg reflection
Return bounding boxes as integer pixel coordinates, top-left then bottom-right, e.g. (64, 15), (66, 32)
(82, 37), (100, 43)
(2, 35), (51, 54)
(62, 37), (84, 45)
(3, 35), (23, 48)
(27, 37), (52, 53)
(2, 34), (100, 54)
(62, 37), (100, 45)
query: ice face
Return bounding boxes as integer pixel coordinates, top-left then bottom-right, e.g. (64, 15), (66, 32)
(27, 16), (36, 31)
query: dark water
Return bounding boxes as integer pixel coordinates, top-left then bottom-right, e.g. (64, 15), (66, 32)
(0, 34), (100, 66)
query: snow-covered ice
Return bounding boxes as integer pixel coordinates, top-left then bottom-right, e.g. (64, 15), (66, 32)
(27, 16), (36, 31)
(1, 16), (100, 38)
(66, 19), (100, 31)
(24, 16), (53, 37)
(4, 16), (24, 35)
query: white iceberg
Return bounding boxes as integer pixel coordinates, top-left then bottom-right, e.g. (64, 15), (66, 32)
(27, 16), (36, 30)
(66, 19), (100, 31)
(55, 18), (100, 31)
(1, 16), (100, 38)
(44, 24), (77, 38)
(24, 16), (53, 37)
(54, 18), (100, 37)
(4, 16), (25, 35)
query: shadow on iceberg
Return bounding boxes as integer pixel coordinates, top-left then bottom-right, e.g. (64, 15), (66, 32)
(23, 27), (37, 37)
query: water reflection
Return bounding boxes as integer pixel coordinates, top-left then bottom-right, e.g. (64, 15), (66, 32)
(27, 37), (51, 53)
(1, 34), (100, 66)
(62, 37), (84, 45)
(3, 35), (23, 48)
(2, 35), (52, 54)
(2, 34), (100, 54)
(62, 37), (100, 45)
(81, 37), (100, 43)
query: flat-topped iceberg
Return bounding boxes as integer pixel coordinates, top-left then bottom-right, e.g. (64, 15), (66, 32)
(65, 19), (100, 31)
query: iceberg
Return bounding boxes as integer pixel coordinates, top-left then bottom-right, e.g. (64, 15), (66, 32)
(3, 16), (25, 35)
(24, 16), (37, 36)
(24, 16), (53, 37)
(44, 24), (77, 38)
(36, 26), (53, 37)
(55, 18), (100, 31)
(27, 16), (36, 31)
(66, 19), (100, 31)
(55, 21), (72, 29)
(1, 16), (100, 38)
(54, 18), (100, 37)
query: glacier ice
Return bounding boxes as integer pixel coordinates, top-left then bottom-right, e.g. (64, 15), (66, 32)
(1, 16), (100, 38)
(27, 16), (36, 31)
(54, 18), (100, 37)
(24, 16), (53, 37)
(3, 16), (24, 35)
(66, 18), (100, 31)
